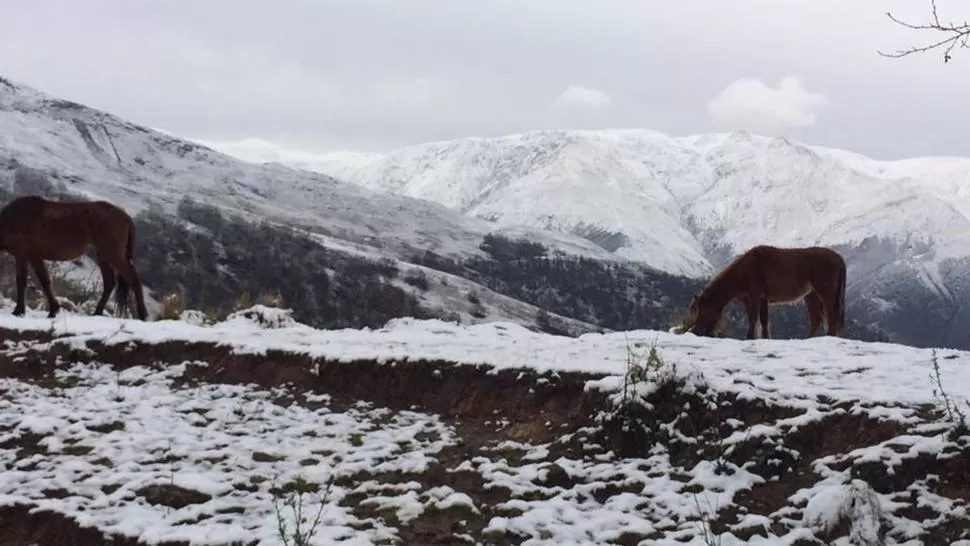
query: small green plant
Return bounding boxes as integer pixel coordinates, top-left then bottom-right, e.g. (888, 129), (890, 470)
(928, 348), (970, 438)
(271, 475), (334, 546)
(691, 493), (723, 546)
(617, 337), (674, 411)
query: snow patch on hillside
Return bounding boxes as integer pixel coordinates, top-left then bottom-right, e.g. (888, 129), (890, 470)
(0, 76), (616, 335)
(199, 128), (970, 279)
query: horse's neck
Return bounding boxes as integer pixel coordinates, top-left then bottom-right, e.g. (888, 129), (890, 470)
(704, 273), (737, 310)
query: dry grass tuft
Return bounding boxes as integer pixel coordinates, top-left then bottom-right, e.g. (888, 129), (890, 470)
(233, 291), (253, 312)
(158, 293), (182, 320)
(259, 292), (285, 308)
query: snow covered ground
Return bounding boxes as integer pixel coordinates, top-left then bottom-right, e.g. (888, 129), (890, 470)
(0, 361), (458, 545)
(1, 305), (961, 408)
(1, 305), (968, 545)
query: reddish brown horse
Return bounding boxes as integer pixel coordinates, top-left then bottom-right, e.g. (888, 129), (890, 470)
(0, 195), (148, 320)
(685, 244), (846, 339)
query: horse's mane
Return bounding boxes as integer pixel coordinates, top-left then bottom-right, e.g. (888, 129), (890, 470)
(700, 251), (746, 296)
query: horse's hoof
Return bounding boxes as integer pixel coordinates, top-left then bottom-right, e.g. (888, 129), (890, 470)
(12, 308), (25, 317)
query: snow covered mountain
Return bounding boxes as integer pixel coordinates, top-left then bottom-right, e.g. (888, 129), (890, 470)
(209, 130), (970, 274)
(200, 129), (970, 348)
(0, 76), (617, 333)
(0, 78), (620, 265)
(4, 73), (969, 347)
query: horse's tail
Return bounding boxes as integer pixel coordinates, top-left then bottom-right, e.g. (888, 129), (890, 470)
(126, 218), (135, 262)
(114, 274), (130, 318)
(836, 257), (847, 335)
(113, 220), (136, 318)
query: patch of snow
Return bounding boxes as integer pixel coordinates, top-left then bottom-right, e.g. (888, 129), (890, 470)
(0, 360), (460, 545)
(235, 127), (970, 278)
(0, 307), (965, 416)
(225, 305), (299, 329)
(802, 479), (885, 545)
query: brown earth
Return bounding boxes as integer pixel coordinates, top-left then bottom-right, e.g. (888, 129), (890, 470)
(0, 325), (968, 545)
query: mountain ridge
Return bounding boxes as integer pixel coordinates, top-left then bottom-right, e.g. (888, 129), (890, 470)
(196, 127), (970, 349)
(0, 74), (964, 348)
(0, 75), (623, 334)
(197, 128), (970, 276)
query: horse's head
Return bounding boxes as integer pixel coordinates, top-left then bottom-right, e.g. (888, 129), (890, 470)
(687, 290), (720, 337)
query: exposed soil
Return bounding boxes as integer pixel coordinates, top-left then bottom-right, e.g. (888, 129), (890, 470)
(0, 325), (969, 545)
(0, 504), (184, 546)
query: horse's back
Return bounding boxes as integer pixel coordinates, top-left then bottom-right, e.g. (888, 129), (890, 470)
(0, 195), (133, 259)
(745, 244), (844, 268)
(737, 244), (845, 299)
(2, 195), (130, 224)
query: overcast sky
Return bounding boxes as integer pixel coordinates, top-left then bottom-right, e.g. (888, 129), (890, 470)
(1, 0), (969, 159)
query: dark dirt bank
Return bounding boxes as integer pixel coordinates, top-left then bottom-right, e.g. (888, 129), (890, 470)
(0, 325), (968, 545)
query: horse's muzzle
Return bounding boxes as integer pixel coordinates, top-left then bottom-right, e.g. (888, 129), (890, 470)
(690, 325), (714, 337)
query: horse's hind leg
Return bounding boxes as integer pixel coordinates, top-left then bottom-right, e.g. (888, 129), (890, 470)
(28, 258), (59, 318)
(123, 262), (148, 320)
(805, 292), (823, 337)
(759, 297), (770, 339)
(809, 282), (840, 336)
(818, 286), (842, 336)
(12, 257), (28, 317)
(106, 251), (148, 321)
(92, 254), (116, 316)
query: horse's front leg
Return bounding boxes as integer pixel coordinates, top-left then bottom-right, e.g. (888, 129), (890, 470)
(759, 297), (770, 339)
(805, 292), (823, 338)
(12, 257), (28, 317)
(92, 254), (116, 316)
(29, 258), (59, 318)
(742, 295), (759, 339)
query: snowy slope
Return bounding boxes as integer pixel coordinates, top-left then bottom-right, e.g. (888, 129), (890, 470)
(199, 131), (716, 277)
(199, 128), (970, 347)
(6, 74), (970, 346)
(813, 144), (970, 220)
(211, 129), (970, 277)
(0, 76), (622, 334)
(0, 77), (615, 265)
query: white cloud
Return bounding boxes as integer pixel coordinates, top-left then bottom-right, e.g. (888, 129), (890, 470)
(707, 76), (829, 133)
(552, 85), (612, 109)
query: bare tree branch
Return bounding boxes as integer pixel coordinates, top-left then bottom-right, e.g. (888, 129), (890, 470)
(879, 0), (970, 62)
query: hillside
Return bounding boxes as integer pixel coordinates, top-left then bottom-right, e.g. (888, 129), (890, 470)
(0, 75), (623, 336)
(0, 75), (895, 344)
(204, 130), (970, 349)
(1, 307), (969, 545)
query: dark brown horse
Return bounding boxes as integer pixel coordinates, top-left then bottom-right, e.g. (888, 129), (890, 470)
(0, 195), (148, 320)
(685, 244), (846, 339)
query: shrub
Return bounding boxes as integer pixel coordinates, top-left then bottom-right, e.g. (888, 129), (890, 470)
(403, 270), (430, 291)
